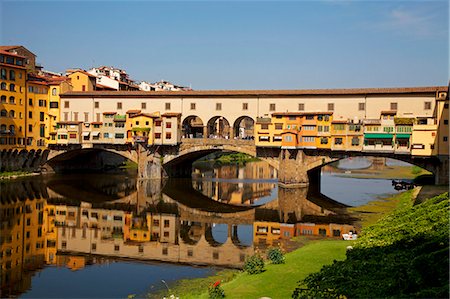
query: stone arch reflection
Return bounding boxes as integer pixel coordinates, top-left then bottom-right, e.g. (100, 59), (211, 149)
(180, 221), (202, 245)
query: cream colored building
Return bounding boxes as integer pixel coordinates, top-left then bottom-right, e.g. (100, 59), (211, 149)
(57, 87), (448, 157)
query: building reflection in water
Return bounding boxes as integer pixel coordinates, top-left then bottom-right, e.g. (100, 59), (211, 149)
(192, 161), (277, 205)
(0, 163), (358, 297)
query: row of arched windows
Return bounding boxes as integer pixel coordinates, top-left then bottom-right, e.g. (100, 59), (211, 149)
(0, 109), (16, 118)
(0, 95), (17, 104)
(0, 82), (16, 92)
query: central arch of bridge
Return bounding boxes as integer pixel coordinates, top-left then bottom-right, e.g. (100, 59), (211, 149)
(162, 142), (279, 178)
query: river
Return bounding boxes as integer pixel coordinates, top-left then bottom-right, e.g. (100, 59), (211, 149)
(0, 159), (407, 298)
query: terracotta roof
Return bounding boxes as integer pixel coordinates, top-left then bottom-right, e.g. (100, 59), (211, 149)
(47, 77), (69, 85)
(272, 112), (304, 116)
(91, 122), (103, 125)
(0, 46), (21, 51)
(103, 112), (117, 115)
(96, 84), (116, 91)
(126, 109), (141, 114)
(0, 50), (26, 59)
(68, 70), (97, 78)
(128, 112), (159, 118)
(28, 81), (48, 86)
(0, 46), (36, 57)
(60, 86), (448, 98)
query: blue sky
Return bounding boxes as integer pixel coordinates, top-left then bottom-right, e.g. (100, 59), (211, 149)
(1, 0), (448, 90)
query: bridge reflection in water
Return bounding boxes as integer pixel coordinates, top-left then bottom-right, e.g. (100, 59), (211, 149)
(0, 164), (358, 298)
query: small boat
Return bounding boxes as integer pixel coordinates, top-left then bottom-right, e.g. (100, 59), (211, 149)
(342, 231), (357, 240)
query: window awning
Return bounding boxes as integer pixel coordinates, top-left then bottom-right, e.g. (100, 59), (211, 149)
(364, 133), (393, 139)
(92, 131), (100, 136)
(396, 134), (411, 139)
(82, 132), (90, 137)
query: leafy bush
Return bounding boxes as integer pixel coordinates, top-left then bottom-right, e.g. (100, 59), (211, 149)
(243, 254), (265, 274)
(292, 193), (449, 299)
(266, 247), (285, 264)
(208, 281), (225, 298)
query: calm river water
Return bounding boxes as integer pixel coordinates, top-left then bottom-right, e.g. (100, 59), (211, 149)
(0, 159), (406, 298)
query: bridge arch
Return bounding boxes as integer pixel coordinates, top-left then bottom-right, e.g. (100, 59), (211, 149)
(206, 116), (231, 139)
(162, 143), (279, 177)
(182, 115), (205, 138)
(44, 147), (138, 173)
(233, 116), (255, 139)
(303, 153), (442, 191)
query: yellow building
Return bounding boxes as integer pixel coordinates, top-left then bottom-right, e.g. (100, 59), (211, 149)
(128, 214), (151, 242)
(67, 70), (96, 92)
(331, 120), (347, 151)
(0, 198), (55, 296)
(435, 91), (449, 156)
(47, 77), (72, 145)
(26, 77), (49, 149)
(0, 50), (27, 149)
(253, 221), (281, 246)
(316, 113), (333, 149)
(126, 111), (157, 145)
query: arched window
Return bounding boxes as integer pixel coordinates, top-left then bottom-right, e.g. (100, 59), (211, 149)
(9, 125), (15, 134)
(9, 110), (15, 118)
(0, 95), (6, 103)
(9, 84), (15, 92)
(0, 69), (6, 80)
(9, 70), (15, 81)
(0, 124), (6, 132)
(52, 88), (57, 96)
(0, 109), (7, 117)
(9, 96), (15, 104)
(0, 82), (6, 90)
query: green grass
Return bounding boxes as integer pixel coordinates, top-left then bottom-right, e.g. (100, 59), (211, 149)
(348, 189), (415, 227)
(147, 269), (238, 299)
(293, 192), (449, 299)
(160, 239), (350, 299)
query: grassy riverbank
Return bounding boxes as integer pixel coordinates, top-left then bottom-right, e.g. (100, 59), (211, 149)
(148, 188), (433, 299)
(195, 153), (260, 166)
(151, 238), (350, 299)
(293, 191), (449, 298)
(333, 165), (431, 180)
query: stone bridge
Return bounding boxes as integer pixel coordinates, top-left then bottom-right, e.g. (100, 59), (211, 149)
(42, 138), (448, 185)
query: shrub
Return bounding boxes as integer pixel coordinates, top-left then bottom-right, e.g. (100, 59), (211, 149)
(208, 281), (225, 298)
(266, 247), (285, 264)
(243, 254), (265, 274)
